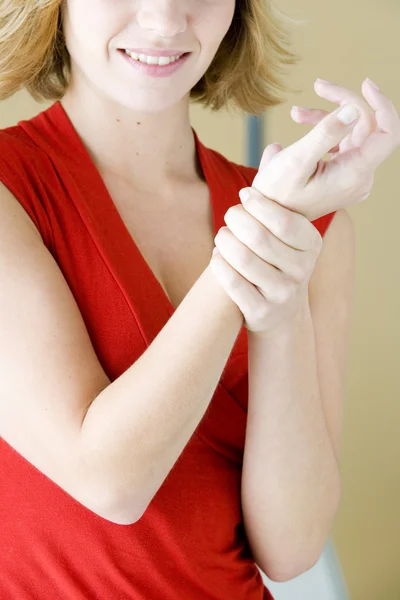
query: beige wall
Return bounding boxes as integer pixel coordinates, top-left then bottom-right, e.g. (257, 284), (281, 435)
(262, 2), (400, 599)
(1, 0), (399, 597)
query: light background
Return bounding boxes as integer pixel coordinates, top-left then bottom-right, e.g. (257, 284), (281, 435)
(1, 0), (399, 598)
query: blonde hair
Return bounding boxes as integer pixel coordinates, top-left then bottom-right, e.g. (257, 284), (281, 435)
(0, 0), (306, 115)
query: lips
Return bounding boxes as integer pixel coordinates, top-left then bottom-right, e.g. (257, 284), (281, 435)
(119, 49), (191, 77)
(118, 48), (189, 65)
(121, 48), (190, 58)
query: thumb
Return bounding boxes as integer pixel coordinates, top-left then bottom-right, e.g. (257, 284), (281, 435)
(291, 104), (361, 183)
(258, 143), (283, 171)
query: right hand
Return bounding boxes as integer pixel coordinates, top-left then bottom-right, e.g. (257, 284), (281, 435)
(249, 78), (400, 222)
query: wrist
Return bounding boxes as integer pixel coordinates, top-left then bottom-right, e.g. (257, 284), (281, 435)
(249, 296), (312, 342)
(204, 264), (244, 328)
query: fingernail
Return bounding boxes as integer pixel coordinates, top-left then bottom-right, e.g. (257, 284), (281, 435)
(336, 104), (360, 125)
(316, 78), (332, 84)
(239, 188), (251, 203)
(366, 77), (380, 91)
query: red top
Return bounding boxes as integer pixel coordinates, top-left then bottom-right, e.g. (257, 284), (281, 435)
(0, 101), (336, 599)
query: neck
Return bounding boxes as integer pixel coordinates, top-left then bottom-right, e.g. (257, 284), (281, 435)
(60, 81), (200, 194)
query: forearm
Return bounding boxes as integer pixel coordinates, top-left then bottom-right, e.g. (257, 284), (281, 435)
(241, 298), (340, 579)
(80, 264), (244, 524)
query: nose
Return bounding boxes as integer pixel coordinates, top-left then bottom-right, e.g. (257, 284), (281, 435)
(136, 0), (187, 37)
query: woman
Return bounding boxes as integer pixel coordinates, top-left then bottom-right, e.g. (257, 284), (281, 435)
(0, 0), (399, 598)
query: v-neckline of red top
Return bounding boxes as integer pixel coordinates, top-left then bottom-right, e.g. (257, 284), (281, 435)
(29, 100), (240, 351)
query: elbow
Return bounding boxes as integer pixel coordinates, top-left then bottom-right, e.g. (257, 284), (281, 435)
(259, 478), (342, 582)
(260, 529), (339, 583)
(265, 569), (301, 584)
(264, 555), (320, 583)
(261, 529), (340, 583)
(93, 478), (153, 524)
(89, 499), (145, 526)
(77, 474), (149, 525)
(260, 503), (342, 583)
(86, 491), (148, 525)
(78, 438), (150, 525)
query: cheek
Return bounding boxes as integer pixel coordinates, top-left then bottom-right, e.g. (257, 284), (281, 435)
(220, 0), (237, 33)
(62, 0), (125, 57)
(192, 0), (236, 53)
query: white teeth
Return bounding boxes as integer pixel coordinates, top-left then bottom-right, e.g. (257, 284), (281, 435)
(158, 56), (172, 66)
(124, 49), (182, 66)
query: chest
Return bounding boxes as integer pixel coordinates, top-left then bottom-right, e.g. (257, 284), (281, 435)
(104, 178), (216, 311)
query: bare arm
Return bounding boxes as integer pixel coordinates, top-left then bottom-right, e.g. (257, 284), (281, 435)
(0, 182), (243, 525)
(241, 209), (354, 581)
(81, 262), (244, 524)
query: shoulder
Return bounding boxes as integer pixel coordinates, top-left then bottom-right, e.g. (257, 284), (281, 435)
(0, 125), (54, 248)
(0, 124), (49, 172)
(0, 123), (36, 150)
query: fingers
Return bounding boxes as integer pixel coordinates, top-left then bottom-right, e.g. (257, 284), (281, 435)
(235, 187), (323, 252)
(210, 249), (267, 318)
(301, 78), (400, 171)
(213, 226), (295, 301)
(313, 78), (386, 149)
(259, 143), (283, 170)
(291, 107), (330, 124)
(289, 104), (362, 185)
(251, 79), (399, 222)
(313, 79), (362, 104)
(219, 217), (311, 286)
(291, 108), (344, 154)
(358, 79), (400, 170)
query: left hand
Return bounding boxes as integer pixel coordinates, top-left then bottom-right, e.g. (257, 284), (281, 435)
(252, 77), (400, 222)
(291, 78), (380, 158)
(211, 188), (322, 335)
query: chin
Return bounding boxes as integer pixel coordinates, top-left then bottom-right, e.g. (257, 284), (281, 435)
(107, 86), (191, 114)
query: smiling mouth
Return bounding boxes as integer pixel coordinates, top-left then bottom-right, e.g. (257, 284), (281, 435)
(119, 49), (190, 66)
(118, 49), (192, 77)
